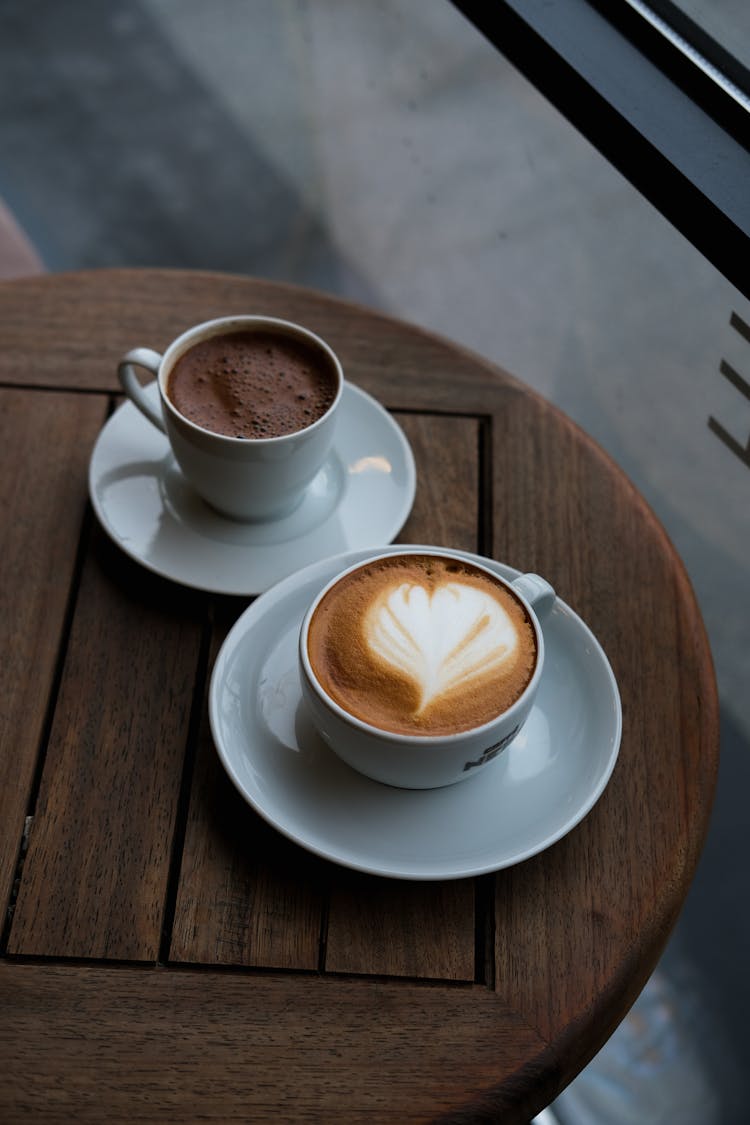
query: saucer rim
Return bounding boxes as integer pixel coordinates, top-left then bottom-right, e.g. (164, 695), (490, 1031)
(88, 381), (417, 595)
(209, 546), (623, 880)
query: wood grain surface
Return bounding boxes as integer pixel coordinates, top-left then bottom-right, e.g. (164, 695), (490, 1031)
(0, 389), (107, 914)
(0, 270), (719, 1123)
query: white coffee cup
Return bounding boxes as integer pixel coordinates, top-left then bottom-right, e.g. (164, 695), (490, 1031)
(298, 548), (555, 789)
(118, 315), (344, 521)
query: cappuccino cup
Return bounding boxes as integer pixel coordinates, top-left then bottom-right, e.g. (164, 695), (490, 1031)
(118, 315), (343, 521)
(299, 548), (555, 788)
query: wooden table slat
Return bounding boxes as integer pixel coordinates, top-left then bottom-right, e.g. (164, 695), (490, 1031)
(8, 537), (206, 960)
(395, 414), (484, 553)
(170, 618), (325, 970)
(0, 961), (557, 1125)
(0, 388), (107, 915)
(326, 876), (476, 981)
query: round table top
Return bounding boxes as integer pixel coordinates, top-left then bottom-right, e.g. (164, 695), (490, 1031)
(0, 269), (719, 1123)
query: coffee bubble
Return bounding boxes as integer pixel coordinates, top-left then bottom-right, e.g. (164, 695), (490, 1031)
(167, 330), (338, 439)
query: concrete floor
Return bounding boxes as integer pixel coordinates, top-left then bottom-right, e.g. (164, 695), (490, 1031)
(1, 2), (748, 1120)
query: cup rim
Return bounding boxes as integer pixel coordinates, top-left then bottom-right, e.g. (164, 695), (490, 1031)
(299, 547), (545, 746)
(157, 315), (344, 445)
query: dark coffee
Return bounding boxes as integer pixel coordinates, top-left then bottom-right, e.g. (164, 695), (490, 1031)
(167, 329), (339, 439)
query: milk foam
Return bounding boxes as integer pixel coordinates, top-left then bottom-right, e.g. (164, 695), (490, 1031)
(364, 579), (518, 713)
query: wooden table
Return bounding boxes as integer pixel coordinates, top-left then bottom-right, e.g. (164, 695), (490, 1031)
(0, 269), (719, 1123)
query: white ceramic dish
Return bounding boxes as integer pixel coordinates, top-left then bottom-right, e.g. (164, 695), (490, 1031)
(210, 547), (622, 880)
(89, 381), (416, 595)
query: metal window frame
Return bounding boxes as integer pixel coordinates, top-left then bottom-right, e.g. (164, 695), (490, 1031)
(637, 0), (750, 101)
(452, 0), (750, 300)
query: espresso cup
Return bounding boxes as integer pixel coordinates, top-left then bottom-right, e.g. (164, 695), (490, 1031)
(118, 315), (344, 521)
(299, 548), (555, 789)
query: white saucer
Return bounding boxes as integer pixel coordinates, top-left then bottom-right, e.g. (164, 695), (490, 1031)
(209, 547), (622, 880)
(88, 381), (416, 595)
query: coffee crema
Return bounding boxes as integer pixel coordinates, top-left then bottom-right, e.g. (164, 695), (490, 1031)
(307, 554), (537, 736)
(167, 329), (338, 439)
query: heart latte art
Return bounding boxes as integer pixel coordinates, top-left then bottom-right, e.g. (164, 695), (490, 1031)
(365, 581), (518, 713)
(307, 555), (537, 736)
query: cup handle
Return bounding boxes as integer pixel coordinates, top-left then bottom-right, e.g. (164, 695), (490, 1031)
(117, 348), (166, 433)
(512, 573), (556, 620)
